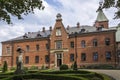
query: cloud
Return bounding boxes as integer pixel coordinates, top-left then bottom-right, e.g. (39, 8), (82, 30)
(0, 0), (119, 55)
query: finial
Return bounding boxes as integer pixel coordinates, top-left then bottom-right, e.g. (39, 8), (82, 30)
(99, 0), (103, 6)
(56, 13), (62, 21)
(96, 0), (103, 12)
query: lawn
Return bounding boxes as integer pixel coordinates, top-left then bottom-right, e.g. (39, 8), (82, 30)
(0, 70), (112, 80)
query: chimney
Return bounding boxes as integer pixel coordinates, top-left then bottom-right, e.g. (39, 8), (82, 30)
(77, 22), (80, 28)
(49, 26), (52, 31)
(42, 27), (45, 32)
(67, 25), (70, 30)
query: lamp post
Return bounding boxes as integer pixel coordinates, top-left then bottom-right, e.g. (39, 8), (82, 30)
(14, 47), (25, 74)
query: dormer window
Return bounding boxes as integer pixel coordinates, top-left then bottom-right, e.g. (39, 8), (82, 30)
(23, 33), (28, 38)
(80, 28), (85, 33)
(56, 28), (61, 36)
(37, 33), (41, 37)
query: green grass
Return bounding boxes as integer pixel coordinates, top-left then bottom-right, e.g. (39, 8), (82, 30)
(0, 70), (113, 80)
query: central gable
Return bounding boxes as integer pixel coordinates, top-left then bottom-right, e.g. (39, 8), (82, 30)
(50, 13), (68, 49)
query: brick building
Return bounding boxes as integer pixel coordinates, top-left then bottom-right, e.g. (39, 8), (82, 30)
(1, 5), (117, 68)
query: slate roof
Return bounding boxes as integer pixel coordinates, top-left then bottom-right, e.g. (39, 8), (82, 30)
(96, 9), (108, 22)
(2, 25), (116, 43)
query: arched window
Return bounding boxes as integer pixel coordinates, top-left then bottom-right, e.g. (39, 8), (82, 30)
(105, 38), (110, 46)
(81, 40), (86, 48)
(93, 39), (97, 47)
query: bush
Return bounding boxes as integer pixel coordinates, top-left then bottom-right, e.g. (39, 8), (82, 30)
(86, 64), (114, 69)
(2, 61), (8, 73)
(10, 67), (16, 71)
(29, 66), (38, 70)
(73, 61), (78, 71)
(60, 64), (68, 70)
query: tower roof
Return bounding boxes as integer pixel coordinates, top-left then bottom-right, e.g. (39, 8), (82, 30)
(96, 2), (108, 22)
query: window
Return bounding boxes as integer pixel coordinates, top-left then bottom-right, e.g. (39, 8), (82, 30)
(36, 45), (39, 51)
(93, 52), (98, 61)
(81, 40), (86, 48)
(56, 41), (62, 49)
(35, 56), (39, 63)
(81, 53), (86, 61)
(93, 39), (97, 47)
(56, 28), (61, 36)
(70, 41), (74, 48)
(45, 55), (49, 63)
(46, 43), (49, 50)
(25, 56), (29, 64)
(105, 38), (110, 46)
(106, 51), (111, 61)
(70, 54), (74, 62)
(6, 47), (10, 54)
(26, 45), (30, 52)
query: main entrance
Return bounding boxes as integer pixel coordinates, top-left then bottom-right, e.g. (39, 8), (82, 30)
(56, 53), (62, 67)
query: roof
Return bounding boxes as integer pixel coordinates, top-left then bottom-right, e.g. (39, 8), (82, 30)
(2, 25), (116, 43)
(96, 9), (108, 22)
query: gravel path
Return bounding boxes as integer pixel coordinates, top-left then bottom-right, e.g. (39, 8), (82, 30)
(85, 69), (120, 80)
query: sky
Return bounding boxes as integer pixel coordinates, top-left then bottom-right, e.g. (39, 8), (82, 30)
(0, 0), (120, 55)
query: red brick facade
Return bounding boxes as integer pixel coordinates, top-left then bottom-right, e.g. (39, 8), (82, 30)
(1, 13), (117, 69)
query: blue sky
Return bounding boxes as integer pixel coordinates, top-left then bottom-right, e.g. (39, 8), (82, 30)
(0, 0), (120, 55)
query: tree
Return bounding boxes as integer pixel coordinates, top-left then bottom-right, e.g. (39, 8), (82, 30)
(73, 61), (78, 71)
(103, 0), (120, 19)
(0, 0), (44, 24)
(2, 61), (8, 73)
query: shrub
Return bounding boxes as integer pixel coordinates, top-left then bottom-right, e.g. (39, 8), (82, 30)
(23, 67), (28, 71)
(86, 64), (114, 69)
(29, 66), (38, 70)
(10, 67), (16, 71)
(2, 61), (8, 73)
(60, 64), (68, 70)
(41, 65), (45, 70)
(73, 61), (78, 71)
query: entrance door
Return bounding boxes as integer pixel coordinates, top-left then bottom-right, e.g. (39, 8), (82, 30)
(57, 53), (62, 67)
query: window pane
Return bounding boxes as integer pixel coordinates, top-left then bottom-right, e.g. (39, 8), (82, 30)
(70, 54), (74, 62)
(36, 45), (39, 51)
(105, 38), (110, 46)
(6, 47), (10, 54)
(70, 41), (74, 48)
(46, 43), (49, 50)
(25, 56), (29, 64)
(35, 56), (39, 63)
(56, 41), (62, 49)
(93, 39), (97, 47)
(81, 53), (86, 61)
(26, 45), (29, 51)
(56, 28), (61, 36)
(106, 52), (111, 61)
(81, 40), (85, 48)
(45, 55), (49, 63)
(93, 52), (98, 61)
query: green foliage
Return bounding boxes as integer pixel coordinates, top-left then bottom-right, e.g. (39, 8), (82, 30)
(0, 0), (44, 24)
(103, 0), (120, 19)
(2, 61), (8, 73)
(73, 61), (78, 71)
(0, 70), (111, 80)
(23, 67), (28, 72)
(10, 67), (16, 71)
(59, 64), (68, 70)
(41, 65), (45, 70)
(86, 64), (114, 69)
(29, 66), (38, 70)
